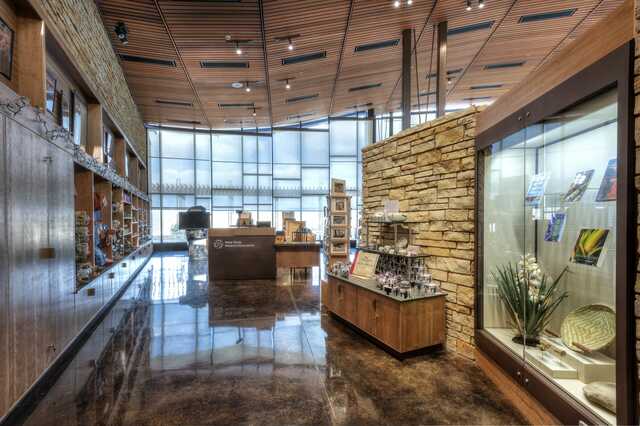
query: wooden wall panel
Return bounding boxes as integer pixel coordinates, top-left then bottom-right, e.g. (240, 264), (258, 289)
(47, 142), (76, 356)
(6, 118), (50, 405)
(0, 114), (9, 417)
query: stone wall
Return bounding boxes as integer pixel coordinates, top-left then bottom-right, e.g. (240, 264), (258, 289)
(361, 107), (480, 359)
(30, 0), (147, 159)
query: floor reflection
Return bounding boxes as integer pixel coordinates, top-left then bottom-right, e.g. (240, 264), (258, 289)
(25, 251), (526, 426)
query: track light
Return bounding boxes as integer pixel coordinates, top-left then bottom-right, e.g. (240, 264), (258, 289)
(285, 79), (291, 90)
(478, 0), (485, 8)
(287, 38), (294, 51)
(393, 0), (400, 7)
(235, 42), (242, 55)
(114, 22), (128, 45)
(466, 0), (472, 11)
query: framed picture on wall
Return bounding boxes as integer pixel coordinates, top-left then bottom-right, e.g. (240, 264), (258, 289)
(0, 16), (14, 80)
(331, 197), (348, 213)
(331, 214), (347, 227)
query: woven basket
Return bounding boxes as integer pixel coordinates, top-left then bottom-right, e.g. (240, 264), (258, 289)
(560, 304), (615, 353)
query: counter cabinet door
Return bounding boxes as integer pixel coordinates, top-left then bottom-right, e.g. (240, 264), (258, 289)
(321, 280), (333, 310)
(355, 289), (377, 336)
(334, 281), (357, 323)
(374, 296), (401, 351)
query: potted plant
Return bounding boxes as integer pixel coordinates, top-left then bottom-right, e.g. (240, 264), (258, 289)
(492, 254), (568, 346)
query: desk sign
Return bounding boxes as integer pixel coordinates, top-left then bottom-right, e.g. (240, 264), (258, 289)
(350, 250), (379, 279)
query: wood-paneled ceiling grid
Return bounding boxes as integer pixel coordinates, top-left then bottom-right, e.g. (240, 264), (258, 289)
(262, 0), (351, 125)
(443, 0), (623, 107)
(330, 0), (436, 117)
(96, 0), (624, 128)
(158, 0), (269, 128)
(97, 0), (199, 125)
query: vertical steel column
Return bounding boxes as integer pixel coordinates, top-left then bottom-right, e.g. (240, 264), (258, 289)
(401, 28), (412, 130)
(436, 21), (448, 118)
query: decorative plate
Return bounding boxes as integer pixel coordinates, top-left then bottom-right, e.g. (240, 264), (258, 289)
(560, 304), (615, 353)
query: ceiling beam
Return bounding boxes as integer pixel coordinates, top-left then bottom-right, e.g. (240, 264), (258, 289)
(152, 0), (211, 128)
(401, 28), (412, 129)
(258, 0), (273, 128)
(328, 0), (354, 116)
(384, 0), (439, 113)
(446, 0), (518, 97)
(435, 21), (447, 118)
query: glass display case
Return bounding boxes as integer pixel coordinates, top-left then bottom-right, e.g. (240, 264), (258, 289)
(476, 44), (635, 425)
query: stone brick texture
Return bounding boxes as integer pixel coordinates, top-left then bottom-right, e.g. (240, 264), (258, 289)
(362, 107), (481, 360)
(32, 0), (147, 159)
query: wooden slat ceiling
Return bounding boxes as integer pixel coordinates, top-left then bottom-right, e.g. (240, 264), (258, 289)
(95, 0), (625, 129)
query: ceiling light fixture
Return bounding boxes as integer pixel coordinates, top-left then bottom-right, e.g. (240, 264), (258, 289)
(114, 22), (128, 45)
(235, 42), (242, 55)
(245, 81), (251, 92)
(478, 0), (485, 8)
(287, 38), (294, 51)
(252, 108), (257, 117)
(393, 0), (400, 7)
(285, 79), (291, 90)
(466, 0), (472, 11)
(407, 0), (413, 4)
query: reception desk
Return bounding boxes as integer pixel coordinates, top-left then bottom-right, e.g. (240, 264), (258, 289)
(275, 241), (321, 268)
(208, 227), (276, 280)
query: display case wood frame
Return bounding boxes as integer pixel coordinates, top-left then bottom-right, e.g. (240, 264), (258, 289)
(474, 42), (636, 426)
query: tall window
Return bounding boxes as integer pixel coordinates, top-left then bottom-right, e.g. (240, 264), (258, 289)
(149, 122), (372, 243)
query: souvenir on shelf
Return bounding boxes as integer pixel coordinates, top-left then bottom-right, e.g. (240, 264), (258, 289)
(570, 228), (609, 267)
(595, 159), (617, 202)
(544, 212), (567, 242)
(563, 169), (594, 202)
(525, 173), (549, 207)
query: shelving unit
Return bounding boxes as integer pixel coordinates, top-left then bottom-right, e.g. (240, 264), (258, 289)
(73, 121), (150, 288)
(323, 179), (351, 269)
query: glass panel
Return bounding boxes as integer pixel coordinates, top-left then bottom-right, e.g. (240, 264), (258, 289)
(212, 134), (242, 162)
(152, 209), (161, 243)
(195, 133), (211, 160)
(150, 158), (161, 193)
(357, 120), (373, 161)
(212, 162), (242, 190)
(302, 131), (329, 165)
(274, 179), (300, 197)
(482, 89), (618, 424)
(162, 130), (194, 159)
(73, 97), (88, 148)
(161, 158), (194, 193)
(330, 120), (357, 156)
(243, 175), (258, 204)
(195, 160), (211, 196)
(273, 164), (300, 179)
(162, 195), (194, 209)
(330, 160), (357, 192)
(258, 136), (272, 164)
(243, 134), (258, 162)
(161, 209), (186, 242)
(149, 129), (160, 157)
(274, 130), (300, 163)
(302, 168), (329, 194)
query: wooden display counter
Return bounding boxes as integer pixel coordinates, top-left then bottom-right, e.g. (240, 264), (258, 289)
(275, 241), (321, 268)
(208, 227), (276, 280)
(322, 274), (446, 356)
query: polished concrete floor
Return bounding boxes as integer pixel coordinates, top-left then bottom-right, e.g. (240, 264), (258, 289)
(25, 251), (527, 425)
